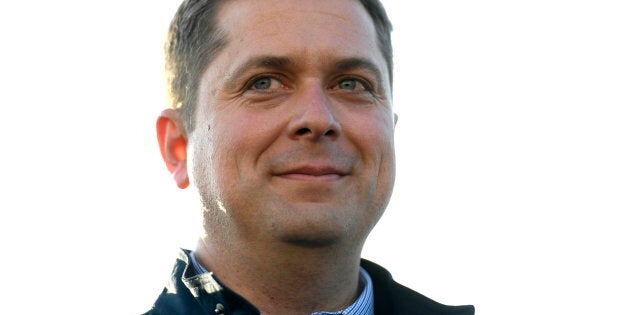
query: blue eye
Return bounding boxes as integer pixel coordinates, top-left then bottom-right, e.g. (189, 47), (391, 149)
(252, 77), (273, 90)
(338, 79), (358, 90)
(249, 76), (284, 91)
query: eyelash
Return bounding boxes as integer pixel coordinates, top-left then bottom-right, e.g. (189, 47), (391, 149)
(243, 75), (375, 93)
(336, 77), (374, 92)
(246, 75), (283, 90)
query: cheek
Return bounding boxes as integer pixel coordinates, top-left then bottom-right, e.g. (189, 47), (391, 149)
(350, 114), (396, 166)
(211, 111), (285, 172)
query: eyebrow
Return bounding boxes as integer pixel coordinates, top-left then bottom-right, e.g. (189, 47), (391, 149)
(333, 57), (384, 86)
(224, 55), (384, 88)
(226, 56), (296, 83)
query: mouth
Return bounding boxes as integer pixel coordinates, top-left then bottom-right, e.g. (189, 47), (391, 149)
(275, 165), (348, 181)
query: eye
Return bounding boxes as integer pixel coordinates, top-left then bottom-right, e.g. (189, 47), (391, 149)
(337, 78), (370, 91)
(249, 76), (282, 90)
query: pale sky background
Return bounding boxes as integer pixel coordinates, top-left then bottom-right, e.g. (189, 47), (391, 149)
(0, 1), (628, 314)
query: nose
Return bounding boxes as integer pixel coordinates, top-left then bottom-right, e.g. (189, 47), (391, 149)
(287, 85), (340, 141)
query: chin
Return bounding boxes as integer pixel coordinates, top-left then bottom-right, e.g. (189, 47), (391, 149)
(279, 233), (342, 248)
(268, 202), (359, 248)
(271, 215), (351, 249)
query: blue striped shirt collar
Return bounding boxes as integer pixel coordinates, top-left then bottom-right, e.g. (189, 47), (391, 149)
(189, 252), (374, 315)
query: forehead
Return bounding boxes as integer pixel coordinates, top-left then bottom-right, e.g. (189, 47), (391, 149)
(212, 0), (385, 75)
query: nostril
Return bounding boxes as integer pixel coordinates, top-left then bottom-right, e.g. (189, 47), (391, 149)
(324, 130), (335, 136)
(296, 128), (310, 135)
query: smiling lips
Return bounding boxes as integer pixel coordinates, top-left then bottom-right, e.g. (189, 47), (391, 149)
(276, 165), (348, 181)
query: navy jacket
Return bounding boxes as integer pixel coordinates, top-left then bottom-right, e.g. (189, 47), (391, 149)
(145, 249), (474, 315)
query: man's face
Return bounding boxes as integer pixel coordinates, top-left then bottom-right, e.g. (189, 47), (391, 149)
(189, 0), (396, 247)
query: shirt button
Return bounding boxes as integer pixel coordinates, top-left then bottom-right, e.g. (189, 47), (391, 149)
(214, 303), (225, 314)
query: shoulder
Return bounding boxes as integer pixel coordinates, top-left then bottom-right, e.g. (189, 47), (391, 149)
(143, 250), (207, 315)
(361, 259), (475, 315)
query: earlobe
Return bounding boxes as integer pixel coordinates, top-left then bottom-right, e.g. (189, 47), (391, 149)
(156, 110), (190, 189)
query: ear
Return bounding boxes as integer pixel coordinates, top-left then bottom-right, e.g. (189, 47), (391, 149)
(156, 109), (189, 189)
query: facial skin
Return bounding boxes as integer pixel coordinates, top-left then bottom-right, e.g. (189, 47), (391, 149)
(161, 0), (396, 251)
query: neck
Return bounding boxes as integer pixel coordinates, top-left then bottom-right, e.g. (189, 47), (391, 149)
(195, 233), (364, 314)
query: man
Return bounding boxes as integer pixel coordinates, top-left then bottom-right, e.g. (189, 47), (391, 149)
(147, 0), (474, 314)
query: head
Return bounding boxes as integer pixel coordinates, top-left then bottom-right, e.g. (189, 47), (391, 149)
(157, 0), (396, 251)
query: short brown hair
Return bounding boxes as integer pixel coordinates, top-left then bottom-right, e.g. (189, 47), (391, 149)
(165, 0), (393, 132)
